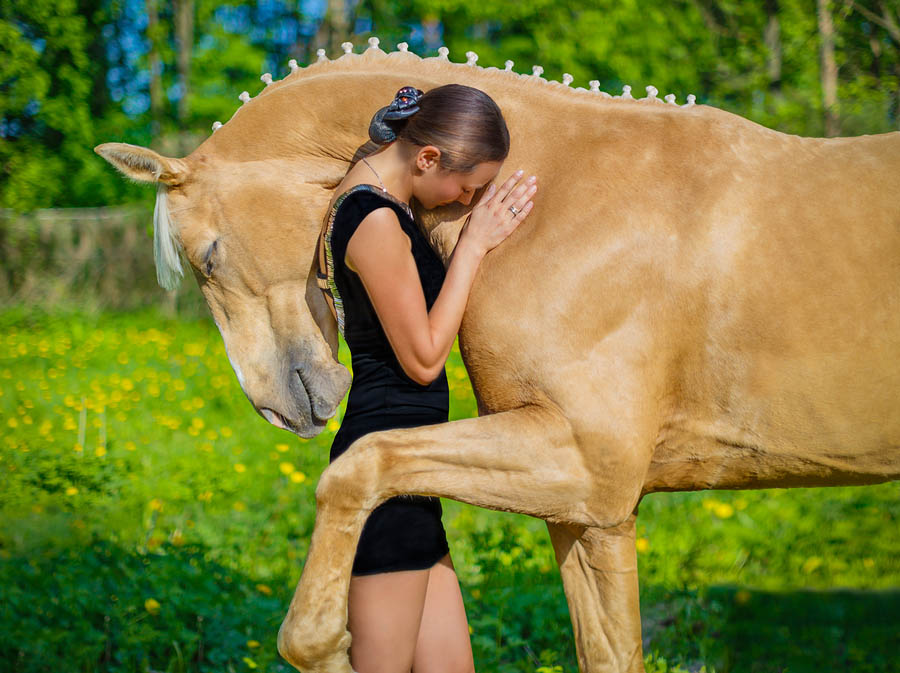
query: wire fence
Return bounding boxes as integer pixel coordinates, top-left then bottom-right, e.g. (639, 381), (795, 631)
(0, 205), (206, 317)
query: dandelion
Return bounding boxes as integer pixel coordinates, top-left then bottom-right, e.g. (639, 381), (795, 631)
(802, 556), (823, 574)
(125, 441), (137, 451)
(197, 491), (213, 502)
(242, 657), (258, 669)
(290, 472), (306, 484)
(233, 501), (246, 512)
(256, 584), (272, 595)
(144, 598), (161, 615)
(7, 418), (17, 428)
(247, 640), (260, 649)
(221, 426), (233, 438)
(149, 498), (164, 512)
(95, 446), (107, 458)
(279, 462), (295, 475)
(275, 443), (290, 453)
(234, 463), (246, 473)
(65, 486), (79, 496)
(635, 537), (650, 553)
(713, 503), (734, 519)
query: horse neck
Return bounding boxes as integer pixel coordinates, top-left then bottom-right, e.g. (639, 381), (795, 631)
(190, 48), (750, 258)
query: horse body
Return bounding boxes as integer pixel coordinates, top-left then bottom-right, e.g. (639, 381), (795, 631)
(96, 43), (900, 672)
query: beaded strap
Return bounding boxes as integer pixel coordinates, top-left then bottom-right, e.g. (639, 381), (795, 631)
(316, 184), (414, 337)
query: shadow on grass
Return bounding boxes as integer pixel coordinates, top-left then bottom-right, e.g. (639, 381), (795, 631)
(0, 537), (293, 673)
(642, 585), (900, 673)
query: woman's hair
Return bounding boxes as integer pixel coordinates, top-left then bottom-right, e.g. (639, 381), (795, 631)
(369, 84), (509, 173)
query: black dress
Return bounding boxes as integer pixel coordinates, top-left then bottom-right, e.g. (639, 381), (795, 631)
(322, 183), (451, 576)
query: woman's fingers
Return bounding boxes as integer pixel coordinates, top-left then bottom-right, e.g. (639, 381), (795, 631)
(490, 169), (526, 205)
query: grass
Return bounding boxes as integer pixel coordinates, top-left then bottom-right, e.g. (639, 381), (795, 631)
(1, 305), (897, 672)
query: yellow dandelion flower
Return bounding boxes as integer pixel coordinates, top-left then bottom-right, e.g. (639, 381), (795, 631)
(863, 558), (875, 569)
(121, 379), (134, 391)
(802, 556), (823, 574)
(290, 472), (306, 484)
(197, 491), (213, 502)
(714, 503), (734, 519)
(65, 486), (79, 496)
(255, 584), (272, 595)
(125, 441), (137, 451)
(247, 640), (260, 649)
(7, 418), (17, 428)
(200, 443), (213, 453)
(149, 498), (164, 512)
(635, 537), (650, 553)
(221, 426), (233, 438)
(73, 443), (83, 453)
(233, 501), (246, 512)
(275, 443), (290, 453)
(205, 429), (217, 441)
(242, 657), (257, 669)
(95, 446), (107, 458)
(234, 463), (246, 473)
(191, 417), (204, 429)
(173, 379), (186, 391)
(144, 598), (161, 614)
(117, 353), (128, 365)
(279, 462), (295, 475)
(327, 419), (340, 432)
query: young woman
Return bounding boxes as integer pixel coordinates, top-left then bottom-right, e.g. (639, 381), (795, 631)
(317, 83), (537, 673)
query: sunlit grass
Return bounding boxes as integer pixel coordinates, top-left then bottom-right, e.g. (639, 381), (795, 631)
(1, 306), (897, 672)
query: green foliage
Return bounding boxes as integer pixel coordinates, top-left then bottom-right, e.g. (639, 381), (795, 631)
(1, 306), (898, 672)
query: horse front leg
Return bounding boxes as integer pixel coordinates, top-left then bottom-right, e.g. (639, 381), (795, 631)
(277, 404), (595, 673)
(547, 516), (644, 673)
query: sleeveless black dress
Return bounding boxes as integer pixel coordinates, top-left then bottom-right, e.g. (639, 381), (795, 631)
(322, 183), (451, 576)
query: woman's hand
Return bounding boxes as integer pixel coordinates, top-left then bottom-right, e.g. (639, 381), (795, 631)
(460, 169), (537, 258)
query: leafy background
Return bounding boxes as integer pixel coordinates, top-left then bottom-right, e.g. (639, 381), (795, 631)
(2, 1), (899, 671)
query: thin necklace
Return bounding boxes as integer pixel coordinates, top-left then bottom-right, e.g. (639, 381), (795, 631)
(361, 156), (387, 192)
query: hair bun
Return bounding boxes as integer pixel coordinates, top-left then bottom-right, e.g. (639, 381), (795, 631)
(368, 86), (424, 144)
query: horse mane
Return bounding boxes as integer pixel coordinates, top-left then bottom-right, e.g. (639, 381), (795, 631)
(152, 183), (186, 291)
(210, 36), (699, 134)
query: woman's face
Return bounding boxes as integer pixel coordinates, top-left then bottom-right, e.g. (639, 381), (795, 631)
(412, 147), (503, 210)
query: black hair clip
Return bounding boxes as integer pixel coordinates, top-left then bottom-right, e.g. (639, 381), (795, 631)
(383, 86), (424, 120)
(369, 86), (424, 144)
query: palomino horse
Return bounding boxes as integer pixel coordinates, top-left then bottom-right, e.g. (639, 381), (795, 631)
(96, 38), (900, 673)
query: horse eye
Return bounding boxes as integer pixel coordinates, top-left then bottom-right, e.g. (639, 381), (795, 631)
(203, 240), (218, 277)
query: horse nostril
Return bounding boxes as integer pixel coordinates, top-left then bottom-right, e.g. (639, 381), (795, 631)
(260, 407), (287, 430)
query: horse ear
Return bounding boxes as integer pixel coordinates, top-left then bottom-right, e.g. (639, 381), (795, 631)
(94, 142), (189, 186)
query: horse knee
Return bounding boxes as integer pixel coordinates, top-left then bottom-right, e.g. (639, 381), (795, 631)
(277, 614), (352, 672)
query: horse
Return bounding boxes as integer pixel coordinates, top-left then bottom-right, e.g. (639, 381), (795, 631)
(95, 38), (900, 673)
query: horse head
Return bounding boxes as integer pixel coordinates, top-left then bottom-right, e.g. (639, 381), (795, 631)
(92, 140), (353, 437)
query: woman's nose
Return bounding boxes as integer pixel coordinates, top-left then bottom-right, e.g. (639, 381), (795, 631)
(457, 191), (474, 206)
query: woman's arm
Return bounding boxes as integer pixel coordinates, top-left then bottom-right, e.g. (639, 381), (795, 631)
(346, 172), (536, 385)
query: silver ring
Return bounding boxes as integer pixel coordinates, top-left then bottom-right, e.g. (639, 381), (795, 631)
(509, 205), (520, 216)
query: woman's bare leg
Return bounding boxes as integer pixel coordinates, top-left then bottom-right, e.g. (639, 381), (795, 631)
(348, 568), (430, 673)
(412, 554), (475, 673)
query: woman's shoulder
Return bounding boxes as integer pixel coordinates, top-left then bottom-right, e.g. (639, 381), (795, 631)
(331, 184), (413, 224)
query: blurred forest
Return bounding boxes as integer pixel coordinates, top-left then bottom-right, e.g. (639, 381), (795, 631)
(2, 0), (900, 214)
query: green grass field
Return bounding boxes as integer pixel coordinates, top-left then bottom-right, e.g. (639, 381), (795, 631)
(1, 307), (897, 673)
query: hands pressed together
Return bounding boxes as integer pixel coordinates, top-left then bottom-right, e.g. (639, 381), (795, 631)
(461, 169), (537, 258)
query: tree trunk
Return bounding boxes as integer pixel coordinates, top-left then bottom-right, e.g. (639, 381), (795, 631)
(174, 0), (194, 156)
(145, 0), (164, 146)
(313, 0), (351, 59)
(764, 0), (782, 92)
(817, 0), (840, 136)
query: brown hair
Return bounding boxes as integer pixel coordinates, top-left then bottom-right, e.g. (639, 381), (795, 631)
(372, 84), (509, 173)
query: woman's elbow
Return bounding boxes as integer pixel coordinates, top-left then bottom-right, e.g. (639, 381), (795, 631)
(406, 361), (444, 386)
